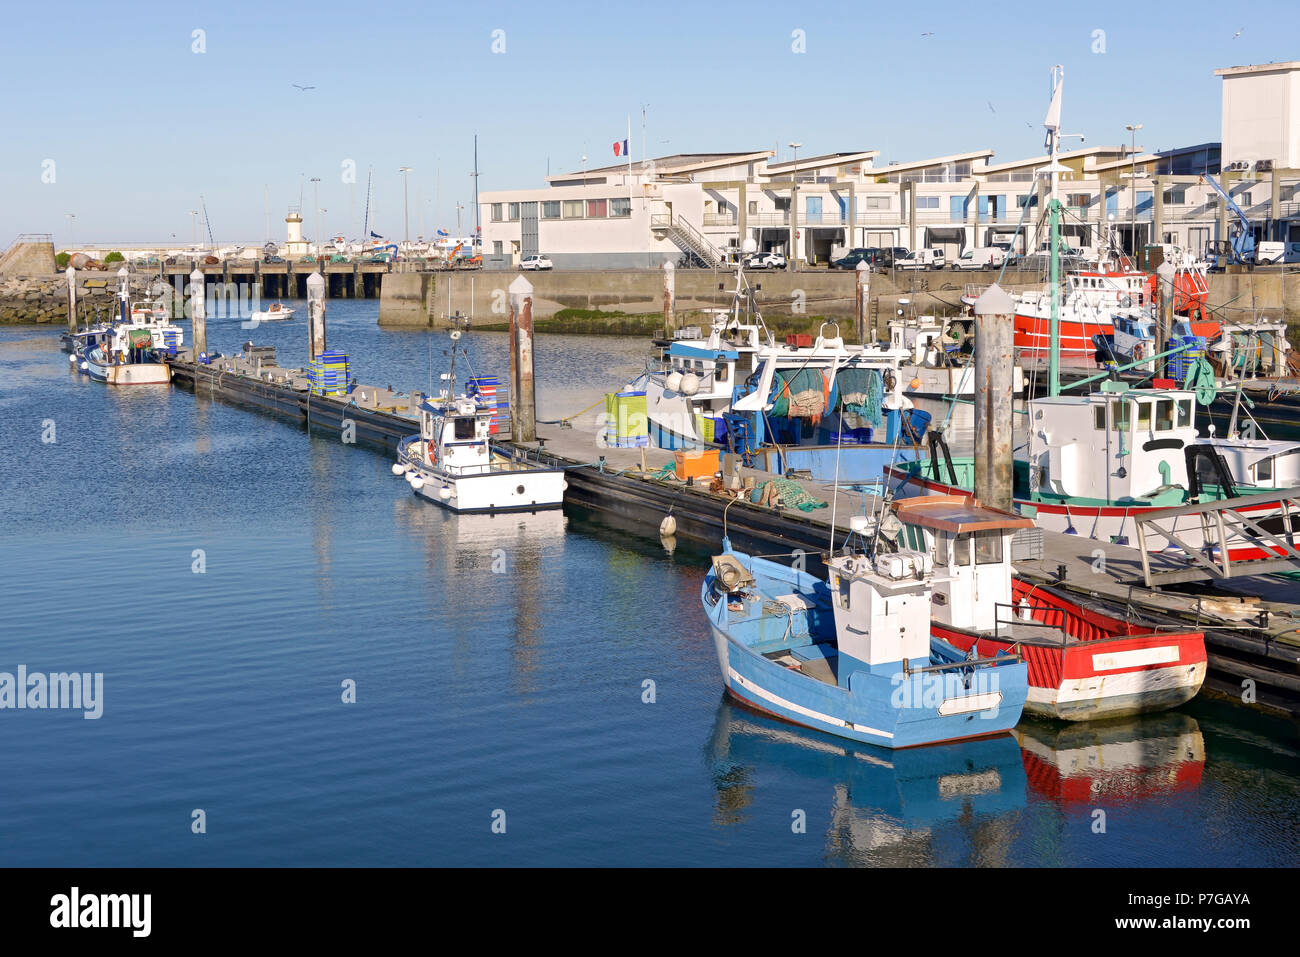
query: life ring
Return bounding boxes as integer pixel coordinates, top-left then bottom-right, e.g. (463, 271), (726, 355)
(1132, 343), (1144, 361)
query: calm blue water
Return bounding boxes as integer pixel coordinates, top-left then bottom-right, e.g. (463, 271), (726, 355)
(1, 302), (1298, 867)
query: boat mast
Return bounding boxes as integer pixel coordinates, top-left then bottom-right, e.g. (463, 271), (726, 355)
(1044, 65), (1065, 398)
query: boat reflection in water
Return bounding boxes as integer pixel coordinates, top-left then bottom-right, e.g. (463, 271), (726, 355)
(1014, 712), (1205, 805)
(706, 699), (1027, 865)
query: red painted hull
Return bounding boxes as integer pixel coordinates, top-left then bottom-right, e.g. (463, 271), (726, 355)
(1013, 312), (1110, 359)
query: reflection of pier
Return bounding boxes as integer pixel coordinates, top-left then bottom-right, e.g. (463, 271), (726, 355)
(1015, 712), (1205, 806)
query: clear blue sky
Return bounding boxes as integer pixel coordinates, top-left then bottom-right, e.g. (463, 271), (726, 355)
(0, 0), (1291, 247)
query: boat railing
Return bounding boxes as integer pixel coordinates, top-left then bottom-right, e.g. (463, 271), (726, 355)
(993, 599), (1072, 647)
(903, 650), (1021, 675)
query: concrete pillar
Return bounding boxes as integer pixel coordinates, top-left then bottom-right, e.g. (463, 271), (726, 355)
(508, 274), (536, 442)
(973, 283), (1015, 512)
(846, 182), (856, 250)
(189, 268), (207, 360)
(969, 182), (980, 248)
(906, 183), (917, 251)
(1153, 177), (1165, 247)
(788, 182), (799, 271)
(65, 266), (77, 332)
(737, 181), (748, 247)
(855, 260), (870, 345)
(307, 271), (326, 361)
(662, 260), (676, 334)
(1271, 169), (1281, 232)
(286, 260), (295, 301)
(1218, 196), (1228, 254)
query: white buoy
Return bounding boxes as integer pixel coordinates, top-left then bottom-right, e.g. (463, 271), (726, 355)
(68, 353), (77, 363)
(679, 372), (700, 396)
(665, 371), (683, 393)
(439, 486), (452, 500)
(392, 463), (408, 476)
(410, 476), (426, 491)
(561, 480), (569, 491)
(659, 514), (677, 537)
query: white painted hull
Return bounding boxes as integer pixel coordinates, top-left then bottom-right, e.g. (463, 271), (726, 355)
(410, 465), (566, 513)
(251, 308), (295, 322)
(86, 357), (171, 385)
(1025, 661), (1207, 720)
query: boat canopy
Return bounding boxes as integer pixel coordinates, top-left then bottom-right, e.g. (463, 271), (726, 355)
(893, 494), (1034, 535)
(668, 342), (739, 361)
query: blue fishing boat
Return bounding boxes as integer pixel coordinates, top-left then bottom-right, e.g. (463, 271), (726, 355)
(701, 498), (1032, 749)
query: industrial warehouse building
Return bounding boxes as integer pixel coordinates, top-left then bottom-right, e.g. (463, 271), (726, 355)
(479, 61), (1300, 270)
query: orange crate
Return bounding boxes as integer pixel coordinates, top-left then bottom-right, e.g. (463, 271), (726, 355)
(674, 448), (720, 479)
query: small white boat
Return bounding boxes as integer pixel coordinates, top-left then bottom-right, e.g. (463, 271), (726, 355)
(392, 330), (566, 513)
(250, 302), (296, 322)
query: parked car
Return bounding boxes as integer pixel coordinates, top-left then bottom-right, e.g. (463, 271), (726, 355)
(263, 255), (286, 264)
(520, 254), (554, 271)
(744, 251), (786, 270)
(897, 248), (946, 270)
(951, 247), (1007, 271)
(830, 247), (877, 270)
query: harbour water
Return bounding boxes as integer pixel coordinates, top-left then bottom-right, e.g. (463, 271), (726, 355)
(2, 303), (1298, 867)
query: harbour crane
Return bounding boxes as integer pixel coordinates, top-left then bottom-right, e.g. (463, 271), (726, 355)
(1200, 173), (1257, 266)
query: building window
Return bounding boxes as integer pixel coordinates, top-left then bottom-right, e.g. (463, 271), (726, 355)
(748, 201), (758, 215)
(562, 200), (584, 219)
(1162, 188), (1186, 205)
(490, 203), (503, 223)
(507, 202), (520, 221)
(1067, 193), (1091, 208)
(916, 196), (939, 209)
(775, 196), (790, 212)
(865, 195), (889, 210)
(586, 199), (608, 218)
(541, 201), (561, 219)
(609, 197), (631, 217)
(1017, 194), (1039, 208)
(493, 241), (503, 255)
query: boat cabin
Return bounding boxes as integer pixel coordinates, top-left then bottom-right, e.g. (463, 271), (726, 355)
(1026, 385), (1200, 503)
(891, 495), (1034, 634)
(663, 342), (739, 400)
(1211, 438), (1300, 489)
(826, 539), (935, 674)
(420, 397), (492, 473)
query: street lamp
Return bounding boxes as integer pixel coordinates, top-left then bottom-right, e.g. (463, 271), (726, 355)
(66, 213), (75, 248)
(788, 142), (803, 272)
(456, 202), (465, 235)
(398, 166), (412, 248)
(310, 177), (321, 257)
(320, 210), (328, 249)
(1125, 123), (1142, 258)
(581, 154), (587, 186)
(189, 210), (198, 249)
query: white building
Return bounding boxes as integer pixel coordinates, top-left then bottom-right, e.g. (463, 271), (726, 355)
(1216, 61), (1300, 170)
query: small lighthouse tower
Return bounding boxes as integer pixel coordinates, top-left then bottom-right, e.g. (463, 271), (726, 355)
(284, 207), (308, 257)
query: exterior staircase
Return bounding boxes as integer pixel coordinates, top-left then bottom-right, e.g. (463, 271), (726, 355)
(650, 213), (724, 267)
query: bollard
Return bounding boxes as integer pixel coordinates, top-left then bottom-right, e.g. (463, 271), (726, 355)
(307, 271), (326, 361)
(662, 260), (676, 335)
(508, 274), (536, 443)
(65, 266), (77, 332)
(973, 283), (1015, 512)
(189, 268), (206, 359)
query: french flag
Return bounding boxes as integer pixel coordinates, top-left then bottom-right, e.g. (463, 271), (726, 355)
(613, 138), (629, 157)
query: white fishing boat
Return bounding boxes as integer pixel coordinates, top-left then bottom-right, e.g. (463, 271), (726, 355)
(73, 273), (179, 385)
(250, 302), (296, 322)
(392, 330), (566, 513)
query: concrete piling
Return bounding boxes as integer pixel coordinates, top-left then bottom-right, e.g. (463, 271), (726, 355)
(1156, 261), (1176, 378)
(855, 260), (870, 344)
(307, 271), (326, 361)
(65, 266), (77, 332)
(190, 268), (207, 359)
(508, 274), (536, 443)
(662, 260), (676, 335)
(973, 283), (1015, 512)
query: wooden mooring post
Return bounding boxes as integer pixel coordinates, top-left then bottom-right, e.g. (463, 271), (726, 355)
(189, 268), (207, 359)
(973, 283), (1015, 511)
(508, 274), (536, 442)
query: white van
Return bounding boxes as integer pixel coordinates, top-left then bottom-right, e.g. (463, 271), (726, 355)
(1254, 241), (1285, 265)
(898, 247), (946, 270)
(951, 247), (1007, 271)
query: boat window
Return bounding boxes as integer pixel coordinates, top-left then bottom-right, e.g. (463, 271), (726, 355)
(837, 573), (851, 610)
(938, 533), (971, 566)
(454, 417), (475, 440)
(1111, 401), (1130, 433)
(1176, 399), (1192, 428)
(1155, 399), (1174, 431)
(974, 530), (1003, 565)
(1094, 405), (1106, 430)
(1255, 456), (1273, 483)
(1137, 402), (1151, 431)
(716, 363), (729, 383)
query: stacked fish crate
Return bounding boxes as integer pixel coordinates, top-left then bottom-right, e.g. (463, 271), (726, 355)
(604, 390), (649, 448)
(307, 351), (350, 397)
(467, 375), (509, 435)
(1166, 336), (1205, 384)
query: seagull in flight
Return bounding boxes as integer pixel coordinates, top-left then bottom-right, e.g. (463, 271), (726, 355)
(921, 32), (935, 38)
(1232, 29), (1243, 39)
(988, 101), (996, 113)
(292, 83), (316, 92)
